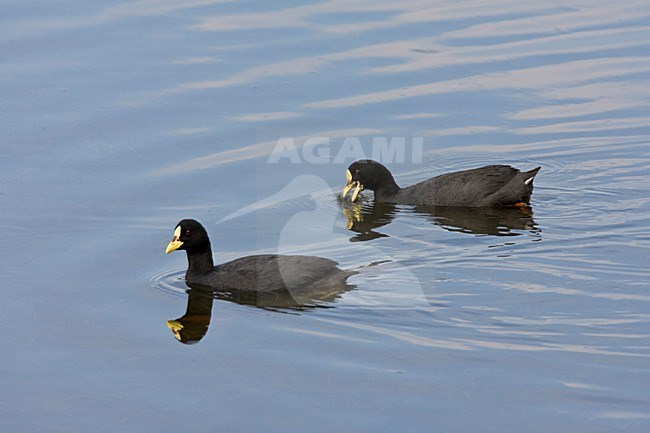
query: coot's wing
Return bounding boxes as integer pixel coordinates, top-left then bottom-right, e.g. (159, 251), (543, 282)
(214, 254), (342, 292)
(403, 165), (519, 206)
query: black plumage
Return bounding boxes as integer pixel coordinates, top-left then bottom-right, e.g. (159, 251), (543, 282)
(165, 219), (354, 300)
(343, 160), (540, 207)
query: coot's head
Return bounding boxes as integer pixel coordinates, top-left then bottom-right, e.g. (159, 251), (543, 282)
(343, 159), (395, 202)
(165, 219), (210, 254)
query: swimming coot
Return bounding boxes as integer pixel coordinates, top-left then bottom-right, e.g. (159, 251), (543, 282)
(343, 160), (540, 207)
(165, 219), (355, 294)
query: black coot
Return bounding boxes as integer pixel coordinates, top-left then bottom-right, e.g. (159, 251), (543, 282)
(343, 160), (540, 207)
(165, 219), (355, 297)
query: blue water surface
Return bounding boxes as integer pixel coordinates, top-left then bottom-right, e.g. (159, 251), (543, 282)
(2, 1), (649, 432)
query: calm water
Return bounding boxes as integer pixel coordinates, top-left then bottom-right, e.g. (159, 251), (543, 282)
(2, 1), (650, 432)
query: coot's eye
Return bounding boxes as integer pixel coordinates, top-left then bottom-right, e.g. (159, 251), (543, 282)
(185, 229), (191, 236)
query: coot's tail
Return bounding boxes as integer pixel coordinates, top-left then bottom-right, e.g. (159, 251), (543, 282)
(514, 166), (541, 206)
(523, 166), (541, 186)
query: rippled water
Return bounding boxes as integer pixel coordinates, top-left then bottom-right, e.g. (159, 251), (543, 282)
(2, 1), (650, 432)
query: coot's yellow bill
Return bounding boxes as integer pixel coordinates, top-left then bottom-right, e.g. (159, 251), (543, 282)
(343, 168), (364, 202)
(343, 181), (363, 203)
(350, 184), (362, 202)
(342, 182), (354, 198)
(165, 225), (183, 254)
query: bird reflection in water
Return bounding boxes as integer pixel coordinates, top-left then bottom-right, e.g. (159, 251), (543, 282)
(166, 279), (356, 344)
(340, 197), (540, 241)
(166, 288), (214, 344)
